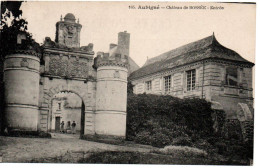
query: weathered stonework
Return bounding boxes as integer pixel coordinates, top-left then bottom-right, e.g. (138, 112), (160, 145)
(4, 54), (40, 130)
(94, 53), (128, 137)
(2, 13), (130, 138)
(55, 13), (82, 48)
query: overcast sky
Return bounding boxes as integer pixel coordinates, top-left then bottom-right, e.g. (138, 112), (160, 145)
(20, 1), (255, 67)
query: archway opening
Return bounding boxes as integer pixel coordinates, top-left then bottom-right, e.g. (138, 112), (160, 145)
(48, 91), (85, 138)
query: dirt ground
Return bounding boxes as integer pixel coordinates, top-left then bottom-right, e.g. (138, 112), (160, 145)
(0, 133), (151, 163)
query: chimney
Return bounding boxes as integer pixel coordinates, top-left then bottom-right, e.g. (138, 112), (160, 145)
(117, 31), (130, 57)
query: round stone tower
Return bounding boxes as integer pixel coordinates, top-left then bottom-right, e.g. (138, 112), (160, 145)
(95, 53), (128, 137)
(4, 50), (40, 131)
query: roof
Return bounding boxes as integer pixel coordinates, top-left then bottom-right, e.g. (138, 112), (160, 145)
(64, 13), (76, 23)
(129, 33), (254, 80)
(109, 46), (140, 75)
(128, 56), (140, 74)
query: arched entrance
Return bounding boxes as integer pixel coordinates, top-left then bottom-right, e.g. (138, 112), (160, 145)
(47, 91), (85, 137)
(38, 81), (95, 137)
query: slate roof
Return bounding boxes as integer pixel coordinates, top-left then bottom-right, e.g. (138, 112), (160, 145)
(129, 33), (254, 80)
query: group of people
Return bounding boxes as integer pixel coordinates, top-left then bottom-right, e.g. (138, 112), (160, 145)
(60, 121), (77, 134)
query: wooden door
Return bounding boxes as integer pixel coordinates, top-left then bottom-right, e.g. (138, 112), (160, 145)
(80, 101), (85, 136)
(55, 117), (61, 132)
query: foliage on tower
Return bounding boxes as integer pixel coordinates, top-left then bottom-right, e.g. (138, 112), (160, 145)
(0, 1), (40, 61)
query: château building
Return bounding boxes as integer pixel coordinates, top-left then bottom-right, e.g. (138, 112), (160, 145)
(129, 34), (254, 119)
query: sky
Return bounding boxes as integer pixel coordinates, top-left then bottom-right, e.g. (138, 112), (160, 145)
(20, 1), (256, 67)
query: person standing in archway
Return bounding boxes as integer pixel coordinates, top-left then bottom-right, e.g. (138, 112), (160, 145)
(71, 121), (76, 134)
(66, 121), (71, 133)
(60, 121), (65, 133)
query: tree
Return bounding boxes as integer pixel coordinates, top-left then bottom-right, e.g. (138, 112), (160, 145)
(1, 1), (23, 18)
(0, 1), (36, 61)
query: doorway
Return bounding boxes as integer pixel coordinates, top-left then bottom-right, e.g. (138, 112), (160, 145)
(80, 101), (85, 136)
(55, 116), (61, 132)
(49, 91), (85, 137)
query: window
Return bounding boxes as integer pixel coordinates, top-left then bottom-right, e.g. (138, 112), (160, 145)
(146, 81), (152, 91)
(58, 103), (61, 110)
(164, 75), (171, 92)
(186, 69), (196, 91)
(225, 67), (238, 86)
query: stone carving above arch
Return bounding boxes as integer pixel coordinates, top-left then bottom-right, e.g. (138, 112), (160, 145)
(48, 57), (89, 78)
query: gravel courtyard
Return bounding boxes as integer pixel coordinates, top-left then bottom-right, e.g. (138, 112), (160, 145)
(0, 133), (152, 163)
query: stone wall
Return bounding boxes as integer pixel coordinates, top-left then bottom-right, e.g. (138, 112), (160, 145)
(208, 63), (253, 119)
(132, 60), (253, 119)
(132, 62), (207, 99)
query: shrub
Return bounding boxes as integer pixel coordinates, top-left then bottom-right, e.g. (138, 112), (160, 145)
(215, 141), (227, 155)
(171, 137), (192, 146)
(192, 138), (216, 153)
(135, 131), (172, 148)
(212, 109), (226, 135)
(126, 94), (215, 147)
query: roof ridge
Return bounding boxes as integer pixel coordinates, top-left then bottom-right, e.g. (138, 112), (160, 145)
(142, 34), (214, 67)
(129, 33), (254, 80)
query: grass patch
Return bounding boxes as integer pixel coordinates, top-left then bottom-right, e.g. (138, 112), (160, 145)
(78, 151), (249, 165)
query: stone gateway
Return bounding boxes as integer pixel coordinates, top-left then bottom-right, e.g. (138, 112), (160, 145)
(2, 13), (135, 138)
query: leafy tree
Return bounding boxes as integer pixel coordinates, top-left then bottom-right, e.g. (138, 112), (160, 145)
(1, 1), (23, 18)
(0, 1), (37, 61)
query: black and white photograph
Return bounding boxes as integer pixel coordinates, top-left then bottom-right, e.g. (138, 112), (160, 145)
(0, 0), (257, 166)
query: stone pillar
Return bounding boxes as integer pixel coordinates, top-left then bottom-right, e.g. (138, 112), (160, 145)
(4, 53), (40, 131)
(95, 54), (128, 137)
